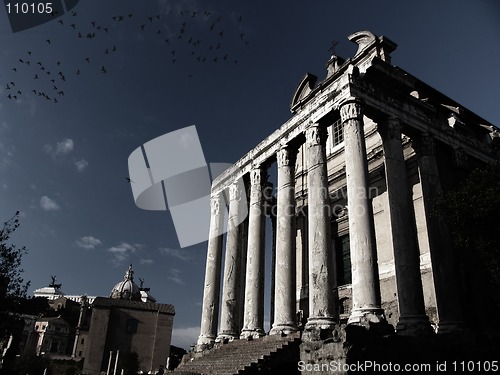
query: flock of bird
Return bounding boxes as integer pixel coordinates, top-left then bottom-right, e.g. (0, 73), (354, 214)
(3, 6), (250, 104)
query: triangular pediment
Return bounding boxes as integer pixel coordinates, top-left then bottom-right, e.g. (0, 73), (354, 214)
(290, 73), (317, 112)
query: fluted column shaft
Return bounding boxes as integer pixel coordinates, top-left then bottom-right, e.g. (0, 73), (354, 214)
(218, 183), (245, 340)
(340, 98), (385, 326)
(415, 133), (465, 334)
(271, 147), (298, 334)
(379, 118), (432, 335)
(197, 193), (225, 348)
(241, 167), (266, 338)
(305, 124), (336, 330)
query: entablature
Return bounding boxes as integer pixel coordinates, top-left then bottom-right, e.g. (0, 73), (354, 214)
(211, 31), (498, 195)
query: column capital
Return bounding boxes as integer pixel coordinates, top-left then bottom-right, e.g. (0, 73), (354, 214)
(277, 146), (296, 167)
(305, 123), (327, 147)
(378, 117), (403, 141)
(249, 166), (266, 187)
(339, 97), (363, 123)
(413, 133), (436, 156)
(229, 182), (243, 201)
(210, 193), (223, 216)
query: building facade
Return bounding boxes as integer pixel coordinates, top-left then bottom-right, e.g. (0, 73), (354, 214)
(79, 265), (175, 374)
(195, 30), (499, 356)
(34, 316), (71, 356)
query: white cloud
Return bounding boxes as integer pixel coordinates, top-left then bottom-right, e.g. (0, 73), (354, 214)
(56, 138), (74, 154)
(107, 242), (142, 267)
(44, 138), (74, 157)
(140, 258), (154, 265)
(76, 236), (102, 249)
(167, 268), (184, 285)
(159, 247), (191, 261)
(40, 196), (60, 211)
(75, 159), (89, 172)
(171, 326), (200, 350)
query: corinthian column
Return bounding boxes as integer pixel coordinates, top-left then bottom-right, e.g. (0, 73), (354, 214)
(197, 193), (225, 348)
(379, 118), (432, 335)
(241, 166), (266, 338)
(304, 124), (336, 331)
(218, 182), (245, 340)
(270, 147), (298, 334)
(414, 133), (465, 334)
(340, 98), (385, 326)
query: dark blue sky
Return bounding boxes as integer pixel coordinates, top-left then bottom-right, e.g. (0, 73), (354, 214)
(1, 0), (499, 349)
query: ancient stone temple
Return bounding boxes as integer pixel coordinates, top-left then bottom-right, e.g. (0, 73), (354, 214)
(177, 31), (499, 374)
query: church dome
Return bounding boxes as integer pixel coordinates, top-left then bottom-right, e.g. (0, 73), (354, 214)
(110, 265), (141, 301)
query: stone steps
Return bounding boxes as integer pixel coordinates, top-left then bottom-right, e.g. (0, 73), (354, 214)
(174, 333), (301, 375)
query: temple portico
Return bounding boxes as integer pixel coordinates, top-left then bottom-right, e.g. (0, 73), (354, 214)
(195, 30), (498, 352)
